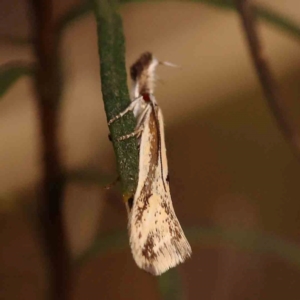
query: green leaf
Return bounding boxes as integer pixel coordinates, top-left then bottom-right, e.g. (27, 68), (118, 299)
(256, 5), (300, 38)
(55, 1), (300, 52)
(56, 1), (91, 37)
(0, 62), (33, 98)
(120, 0), (300, 39)
(76, 226), (300, 269)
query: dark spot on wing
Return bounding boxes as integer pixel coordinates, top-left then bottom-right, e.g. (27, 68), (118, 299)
(166, 174), (170, 183)
(161, 199), (171, 217)
(142, 233), (157, 261)
(135, 193), (152, 224)
(108, 134), (112, 142)
(169, 223), (183, 242)
(128, 196), (134, 211)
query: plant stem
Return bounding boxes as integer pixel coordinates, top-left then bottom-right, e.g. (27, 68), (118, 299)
(29, 0), (72, 299)
(91, 0), (139, 198)
(236, 0), (300, 159)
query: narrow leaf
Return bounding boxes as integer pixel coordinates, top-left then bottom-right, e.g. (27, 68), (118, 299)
(56, 1), (91, 37)
(158, 269), (185, 300)
(0, 62), (33, 98)
(76, 226), (300, 269)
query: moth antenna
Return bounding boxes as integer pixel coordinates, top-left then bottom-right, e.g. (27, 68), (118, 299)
(159, 60), (181, 69)
(156, 77), (166, 86)
(104, 176), (120, 190)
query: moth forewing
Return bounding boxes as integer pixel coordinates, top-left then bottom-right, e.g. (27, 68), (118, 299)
(128, 99), (191, 276)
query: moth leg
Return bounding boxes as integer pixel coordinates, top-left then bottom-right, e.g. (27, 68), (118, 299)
(108, 96), (142, 126)
(104, 176), (120, 190)
(117, 126), (144, 141)
(116, 103), (151, 141)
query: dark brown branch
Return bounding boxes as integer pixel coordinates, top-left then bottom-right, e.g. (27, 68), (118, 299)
(29, 0), (72, 299)
(236, 0), (300, 157)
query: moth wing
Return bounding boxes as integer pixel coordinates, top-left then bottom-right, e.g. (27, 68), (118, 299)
(128, 107), (191, 276)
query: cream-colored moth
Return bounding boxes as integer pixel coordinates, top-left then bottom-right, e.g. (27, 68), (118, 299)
(108, 52), (192, 275)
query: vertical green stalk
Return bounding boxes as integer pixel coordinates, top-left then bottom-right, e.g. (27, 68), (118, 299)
(91, 0), (139, 198)
(158, 269), (185, 300)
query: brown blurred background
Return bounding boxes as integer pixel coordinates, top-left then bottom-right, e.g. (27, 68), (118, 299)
(1, 0), (300, 299)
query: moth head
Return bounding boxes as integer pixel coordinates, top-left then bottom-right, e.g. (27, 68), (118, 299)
(130, 51), (180, 81)
(130, 52), (179, 98)
(130, 52), (156, 81)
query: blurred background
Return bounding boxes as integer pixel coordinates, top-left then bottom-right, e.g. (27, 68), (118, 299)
(1, 0), (300, 299)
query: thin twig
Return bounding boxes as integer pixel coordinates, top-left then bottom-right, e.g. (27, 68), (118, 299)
(29, 0), (72, 299)
(236, 0), (300, 157)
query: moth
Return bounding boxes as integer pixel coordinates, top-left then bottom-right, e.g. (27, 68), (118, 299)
(108, 52), (191, 275)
